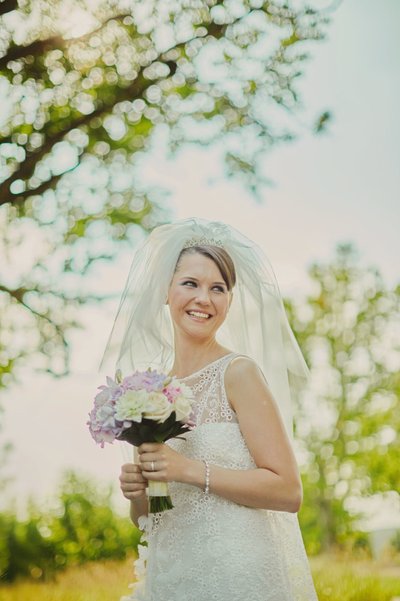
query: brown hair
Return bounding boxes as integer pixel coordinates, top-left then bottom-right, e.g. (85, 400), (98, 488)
(175, 245), (236, 291)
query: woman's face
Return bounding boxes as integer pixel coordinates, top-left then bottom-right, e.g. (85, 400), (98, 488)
(167, 252), (232, 342)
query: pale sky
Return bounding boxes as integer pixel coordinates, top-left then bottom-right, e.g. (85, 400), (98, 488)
(2, 0), (399, 526)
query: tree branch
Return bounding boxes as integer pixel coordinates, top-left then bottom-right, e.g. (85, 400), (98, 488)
(0, 3), (318, 206)
(0, 283), (69, 342)
(0, 13), (130, 69)
(0, 284), (26, 302)
(0, 37), (63, 70)
(0, 13), (235, 206)
(0, 72), (157, 204)
(0, 172), (68, 207)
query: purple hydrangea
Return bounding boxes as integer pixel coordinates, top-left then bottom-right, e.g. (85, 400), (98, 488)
(121, 370), (167, 393)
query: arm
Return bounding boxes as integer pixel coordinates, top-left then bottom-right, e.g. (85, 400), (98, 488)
(119, 447), (148, 527)
(139, 357), (302, 513)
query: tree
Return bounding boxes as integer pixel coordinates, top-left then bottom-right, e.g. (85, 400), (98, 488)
(0, 471), (141, 581)
(287, 245), (400, 552)
(0, 0), (329, 377)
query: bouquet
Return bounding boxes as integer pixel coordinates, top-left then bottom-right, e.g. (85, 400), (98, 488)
(87, 368), (194, 512)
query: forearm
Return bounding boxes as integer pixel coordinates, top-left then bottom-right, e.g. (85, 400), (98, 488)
(184, 459), (302, 513)
(128, 447), (149, 527)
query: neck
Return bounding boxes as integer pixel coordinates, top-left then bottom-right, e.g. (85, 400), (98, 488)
(170, 336), (229, 378)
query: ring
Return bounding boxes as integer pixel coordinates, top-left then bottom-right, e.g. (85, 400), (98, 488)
(151, 461), (155, 472)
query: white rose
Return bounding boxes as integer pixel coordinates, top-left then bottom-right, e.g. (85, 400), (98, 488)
(115, 389), (148, 422)
(173, 393), (193, 422)
(143, 392), (173, 423)
(176, 382), (194, 399)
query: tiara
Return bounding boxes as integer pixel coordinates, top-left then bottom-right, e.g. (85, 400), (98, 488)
(183, 236), (224, 249)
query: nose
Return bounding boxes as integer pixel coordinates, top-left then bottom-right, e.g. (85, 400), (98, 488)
(195, 287), (211, 305)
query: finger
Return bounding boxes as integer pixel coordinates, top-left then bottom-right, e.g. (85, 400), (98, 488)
(120, 465), (143, 479)
(142, 468), (166, 481)
(120, 468), (147, 482)
(138, 451), (163, 463)
(138, 442), (163, 454)
(122, 488), (147, 500)
(140, 458), (167, 473)
(120, 472), (148, 485)
(120, 477), (148, 490)
(121, 463), (140, 473)
(121, 481), (147, 494)
(141, 460), (167, 474)
(120, 466), (148, 481)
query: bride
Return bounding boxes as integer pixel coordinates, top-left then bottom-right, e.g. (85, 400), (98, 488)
(103, 218), (318, 600)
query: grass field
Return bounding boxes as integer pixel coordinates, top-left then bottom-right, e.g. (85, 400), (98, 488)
(311, 555), (400, 601)
(0, 555), (399, 601)
(0, 558), (134, 601)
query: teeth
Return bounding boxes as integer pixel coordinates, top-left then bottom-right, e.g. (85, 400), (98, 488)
(188, 311), (210, 319)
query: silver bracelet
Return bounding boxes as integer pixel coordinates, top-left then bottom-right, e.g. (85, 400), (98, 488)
(203, 460), (210, 495)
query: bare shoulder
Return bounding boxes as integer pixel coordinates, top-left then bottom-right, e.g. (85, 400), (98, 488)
(224, 355), (287, 439)
(225, 355), (269, 402)
(225, 355), (261, 384)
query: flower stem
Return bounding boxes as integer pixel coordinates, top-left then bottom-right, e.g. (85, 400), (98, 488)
(148, 480), (174, 513)
(149, 495), (174, 513)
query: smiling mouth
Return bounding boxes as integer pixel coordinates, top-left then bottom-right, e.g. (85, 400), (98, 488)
(187, 311), (211, 319)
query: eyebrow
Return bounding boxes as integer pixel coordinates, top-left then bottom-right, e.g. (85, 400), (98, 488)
(179, 276), (227, 286)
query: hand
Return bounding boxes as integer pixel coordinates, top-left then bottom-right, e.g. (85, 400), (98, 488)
(138, 442), (191, 484)
(119, 463), (148, 500)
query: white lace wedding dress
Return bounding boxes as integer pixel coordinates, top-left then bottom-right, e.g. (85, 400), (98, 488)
(123, 353), (318, 601)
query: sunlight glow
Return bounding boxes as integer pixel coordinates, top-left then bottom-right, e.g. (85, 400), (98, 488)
(58, 4), (100, 39)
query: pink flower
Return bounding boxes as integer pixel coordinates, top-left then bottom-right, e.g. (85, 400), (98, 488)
(163, 385), (181, 404)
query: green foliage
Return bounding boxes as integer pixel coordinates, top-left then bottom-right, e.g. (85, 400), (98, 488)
(390, 530), (400, 554)
(0, 0), (327, 210)
(0, 472), (140, 583)
(288, 244), (400, 550)
(0, 0), (329, 381)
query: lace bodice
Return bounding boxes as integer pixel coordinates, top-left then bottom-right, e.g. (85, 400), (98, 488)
(121, 352), (318, 601)
(179, 352), (239, 427)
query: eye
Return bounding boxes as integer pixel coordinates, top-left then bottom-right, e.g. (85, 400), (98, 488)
(182, 280), (197, 287)
(212, 285), (226, 293)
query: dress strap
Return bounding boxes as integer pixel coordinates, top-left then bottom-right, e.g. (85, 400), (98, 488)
(217, 353), (248, 423)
